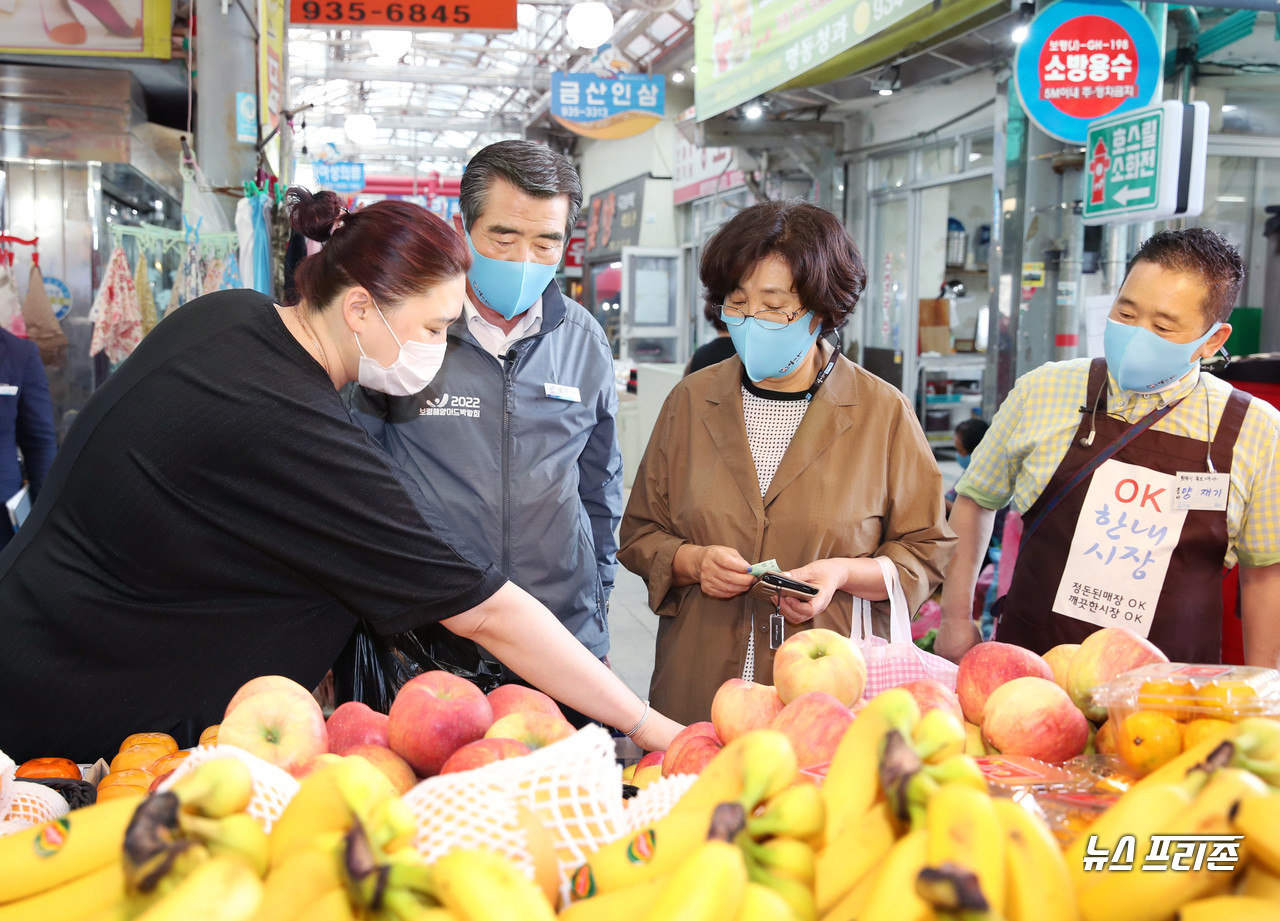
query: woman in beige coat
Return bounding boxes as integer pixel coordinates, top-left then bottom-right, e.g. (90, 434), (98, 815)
(619, 201), (955, 725)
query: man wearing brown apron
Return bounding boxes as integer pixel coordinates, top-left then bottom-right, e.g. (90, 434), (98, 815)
(937, 228), (1280, 667)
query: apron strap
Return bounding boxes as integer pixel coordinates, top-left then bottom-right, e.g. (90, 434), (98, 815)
(1210, 388), (1252, 473)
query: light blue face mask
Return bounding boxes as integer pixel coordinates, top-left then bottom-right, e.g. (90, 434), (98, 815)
(463, 230), (560, 321)
(957, 453), (971, 470)
(1103, 318), (1221, 394)
(728, 314), (822, 382)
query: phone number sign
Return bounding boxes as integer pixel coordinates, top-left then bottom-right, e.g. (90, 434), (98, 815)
(1014, 0), (1159, 144)
(289, 0), (515, 30)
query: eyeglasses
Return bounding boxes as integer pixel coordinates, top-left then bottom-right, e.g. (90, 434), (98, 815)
(718, 304), (806, 330)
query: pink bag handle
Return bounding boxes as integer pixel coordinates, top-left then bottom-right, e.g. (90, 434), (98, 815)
(856, 557), (912, 646)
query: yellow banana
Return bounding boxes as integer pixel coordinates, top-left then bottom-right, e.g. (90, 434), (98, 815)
(1241, 862), (1280, 902)
(269, 760), (367, 869)
(432, 848), (556, 921)
(132, 855), (264, 921)
(568, 804), (726, 899)
(822, 688), (920, 844)
(897, 768), (939, 831)
(1077, 767), (1268, 921)
(555, 872), (671, 921)
(1177, 895), (1280, 921)
(744, 861), (816, 921)
(746, 783), (825, 843)
(925, 782), (1005, 916)
(0, 860), (125, 921)
(250, 836), (345, 921)
(913, 708), (966, 764)
(923, 753), (988, 793)
(1235, 794), (1280, 875)
(814, 799), (897, 915)
(168, 757), (254, 818)
(740, 836), (814, 886)
(819, 848), (883, 921)
(1236, 719), (1280, 762)
(292, 886), (358, 921)
(642, 839), (748, 921)
(992, 798), (1078, 921)
(1139, 735), (1236, 789)
(737, 881), (797, 921)
(859, 829), (932, 921)
(177, 812), (270, 878)
(0, 795), (139, 902)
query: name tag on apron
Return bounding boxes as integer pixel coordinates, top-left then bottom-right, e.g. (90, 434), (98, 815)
(1174, 472), (1230, 512)
(1052, 459), (1188, 638)
(0, 385), (17, 396)
(544, 383), (581, 402)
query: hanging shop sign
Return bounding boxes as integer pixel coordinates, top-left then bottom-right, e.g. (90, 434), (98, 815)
(693, 0), (931, 121)
(1014, 0), (1160, 145)
(259, 0), (286, 171)
(584, 176), (646, 260)
(44, 277), (72, 321)
(236, 93), (257, 144)
(1083, 101), (1209, 226)
(564, 227), (586, 279)
(288, 0), (515, 30)
(673, 117), (745, 205)
(549, 73), (665, 141)
(0, 0), (170, 57)
(313, 161), (365, 193)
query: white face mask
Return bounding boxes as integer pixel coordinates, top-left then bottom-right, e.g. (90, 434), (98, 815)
(355, 302), (447, 396)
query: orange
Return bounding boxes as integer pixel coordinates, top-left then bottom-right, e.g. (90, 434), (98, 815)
(109, 743), (171, 774)
(199, 724), (220, 747)
(1137, 679), (1196, 721)
(1094, 719), (1119, 755)
(1196, 681), (1258, 721)
(118, 732), (178, 755)
(96, 783), (148, 802)
(15, 757), (82, 780)
(1182, 718), (1236, 750)
(1117, 710), (1184, 776)
(98, 768), (154, 789)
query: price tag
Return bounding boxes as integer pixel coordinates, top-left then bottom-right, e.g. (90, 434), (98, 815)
(1173, 472), (1230, 512)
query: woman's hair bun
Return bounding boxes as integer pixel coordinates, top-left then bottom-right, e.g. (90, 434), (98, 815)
(287, 186), (346, 243)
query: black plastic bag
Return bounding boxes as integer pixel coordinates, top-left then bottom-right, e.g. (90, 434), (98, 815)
(333, 621), (507, 712)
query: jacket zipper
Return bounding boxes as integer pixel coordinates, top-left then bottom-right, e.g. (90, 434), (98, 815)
(502, 348), (515, 571)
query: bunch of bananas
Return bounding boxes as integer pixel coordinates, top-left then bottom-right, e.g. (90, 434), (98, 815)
(814, 687), (1076, 921)
(0, 756), (269, 921)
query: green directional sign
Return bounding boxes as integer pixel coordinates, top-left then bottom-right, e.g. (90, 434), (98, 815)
(1083, 100), (1209, 226)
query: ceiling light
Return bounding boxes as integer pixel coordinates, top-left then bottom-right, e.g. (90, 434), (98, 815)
(1222, 104), (1238, 112)
(344, 113), (378, 145)
(871, 63), (900, 96)
(969, 151), (983, 162)
(1011, 2), (1034, 44)
(368, 30), (413, 62)
(671, 71), (685, 84)
(744, 101), (763, 119)
(566, 2), (614, 49)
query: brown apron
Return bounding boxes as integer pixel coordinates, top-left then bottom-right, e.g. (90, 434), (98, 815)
(995, 359), (1251, 662)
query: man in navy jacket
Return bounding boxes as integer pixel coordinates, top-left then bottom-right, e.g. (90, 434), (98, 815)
(0, 328), (57, 549)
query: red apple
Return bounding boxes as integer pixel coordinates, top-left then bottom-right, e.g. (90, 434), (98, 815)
(387, 670), (494, 777)
(768, 691), (854, 769)
(955, 642), (1054, 724)
(711, 679), (785, 745)
(632, 750), (665, 789)
(1042, 644), (1082, 692)
(484, 712), (575, 750)
(660, 722), (721, 778)
(982, 676), (1090, 763)
(898, 679), (964, 723)
(663, 735), (722, 776)
(327, 701), (390, 755)
(218, 685), (328, 777)
(439, 737), (532, 775)
(1067, 627), (1169, 722)
(224, 675), (317, 719)
(486, 685), (565, 722)
(772, 628), (867, 706)
(345, 744), (419, 794)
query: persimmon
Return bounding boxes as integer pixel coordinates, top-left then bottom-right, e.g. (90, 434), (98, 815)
(199, 724), (220, 746)
(96, 783), (148, 802)
(148, 751), (190, 777)
(15, 757), (82, 780)
(98, 768), (154, 789)
(118, 732), (178, 755)
(109, 743), (171, 774)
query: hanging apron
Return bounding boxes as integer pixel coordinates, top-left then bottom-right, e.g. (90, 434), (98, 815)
(995, 358), (1251, 663)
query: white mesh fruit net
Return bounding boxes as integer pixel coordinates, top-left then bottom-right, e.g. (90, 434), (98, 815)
(620, 773), (698, 832)
(0, 779), (70, 836)
(155, 744), (300, 833)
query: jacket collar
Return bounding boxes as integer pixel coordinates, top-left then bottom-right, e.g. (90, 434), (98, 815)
(700, 346), (859, 510)
(450, 277), (567, 347)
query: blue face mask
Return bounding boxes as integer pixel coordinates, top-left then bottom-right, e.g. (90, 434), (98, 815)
(464, 230), (560, 320)
(1103, 318), (1221, 394)
(728, 314), (822, 382)
(957, 453), (971, 469)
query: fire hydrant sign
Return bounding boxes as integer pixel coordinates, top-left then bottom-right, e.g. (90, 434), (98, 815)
(1014, 0), (1160, 145)
(1083, 101), (1209, 226)
(1053, 460), (1189, 635)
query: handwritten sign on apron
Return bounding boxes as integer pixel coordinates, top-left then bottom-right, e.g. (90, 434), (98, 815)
(1051, 459), (1189, 637)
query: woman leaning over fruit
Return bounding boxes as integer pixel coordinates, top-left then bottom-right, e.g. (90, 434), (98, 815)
(0, 189), (679, 764)
(619, 200), (956, 725)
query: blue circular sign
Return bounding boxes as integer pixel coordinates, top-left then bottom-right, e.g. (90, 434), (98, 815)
(1014, 0), (1160, 144)
(43, 276), (72, 320)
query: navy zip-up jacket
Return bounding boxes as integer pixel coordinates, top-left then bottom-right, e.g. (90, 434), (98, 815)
(0, 329), (56, 546)
(351, 280), (623, 658)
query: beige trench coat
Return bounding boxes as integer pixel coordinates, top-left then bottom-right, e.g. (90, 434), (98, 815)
(618, 353), (956, 725)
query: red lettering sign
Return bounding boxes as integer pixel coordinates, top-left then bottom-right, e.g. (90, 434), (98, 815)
(1039, 16), (1138, 120)
(1115, 478), (1139, 504)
